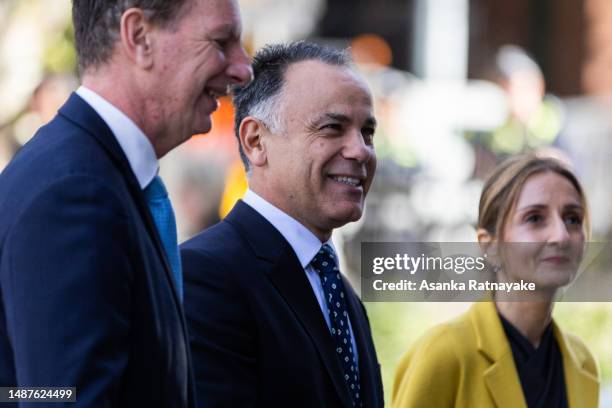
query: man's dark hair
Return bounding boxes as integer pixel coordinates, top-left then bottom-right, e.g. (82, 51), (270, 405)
(72, 0), (192, 72)
(232, 41), (353, 171)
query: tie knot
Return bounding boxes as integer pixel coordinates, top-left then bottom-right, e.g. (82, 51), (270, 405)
(311, 244), (338, 276)
(144, 175), (168, 200)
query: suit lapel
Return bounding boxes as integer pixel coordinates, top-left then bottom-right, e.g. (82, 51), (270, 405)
(225, 201), (353, 406)
(343, 280), (381, 407)
(471, 302), (527, 408)
(554, 324), (599, 408)
(268, 251), (353, 407)
(58, 92), (182, 307)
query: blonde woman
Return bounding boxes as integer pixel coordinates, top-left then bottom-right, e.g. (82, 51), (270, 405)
(392, 154), (599, 408)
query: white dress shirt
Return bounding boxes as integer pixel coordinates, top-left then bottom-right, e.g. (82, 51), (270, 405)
(76, 86), (158, 188)
(242, 189), (359, 362)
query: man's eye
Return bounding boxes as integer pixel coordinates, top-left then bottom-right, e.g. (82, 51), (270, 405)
(213, 39), (229, 49)
(322, 123), (342, 131)
(362, 127), (375, 144)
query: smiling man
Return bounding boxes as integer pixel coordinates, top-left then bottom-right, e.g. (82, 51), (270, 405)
(181, 42), (384, 407)
(0, 0), (251, 406)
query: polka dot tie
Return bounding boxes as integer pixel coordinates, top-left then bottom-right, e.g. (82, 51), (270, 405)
(144, 175), (183, 300)
(311, 244), (361, 407)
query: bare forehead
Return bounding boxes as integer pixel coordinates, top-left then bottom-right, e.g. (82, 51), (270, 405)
(516, 172), (582, 207)
(282, 60), (373, 111)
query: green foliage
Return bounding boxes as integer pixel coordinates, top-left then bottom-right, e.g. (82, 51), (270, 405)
(43, 23), (76, 74)
(554, 303), (612, 380)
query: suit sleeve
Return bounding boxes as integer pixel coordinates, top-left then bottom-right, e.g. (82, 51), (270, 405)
(392, 327), (460, 408)
(181, 246), (258, 407)
(1, 174), (133, 407)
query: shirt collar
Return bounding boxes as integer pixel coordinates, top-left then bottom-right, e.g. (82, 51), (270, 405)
(242, 189), (334, 268)
(76, 86), (158, 189)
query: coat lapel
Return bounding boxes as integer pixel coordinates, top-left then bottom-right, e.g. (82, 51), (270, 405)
(554, 324), (599, 408)
(225, 201), (353, 406)
(483, 353), (527, 408)
(469, 301), (599, 408)
(58, 92), (182, 306)
(471, 302), (527, 408)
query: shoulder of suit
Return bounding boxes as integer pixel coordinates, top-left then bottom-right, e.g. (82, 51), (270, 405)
(181, 219), (246, 256)
(6, 114), (123, 185)
(180, 220), (255, 278)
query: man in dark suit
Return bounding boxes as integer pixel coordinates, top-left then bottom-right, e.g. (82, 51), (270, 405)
(0, 0), (251, 406)
(182, 42), (384, 407)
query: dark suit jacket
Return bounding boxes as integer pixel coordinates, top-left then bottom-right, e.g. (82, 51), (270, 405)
(0, 93), (195, 407)
(181, 200), (384, 407)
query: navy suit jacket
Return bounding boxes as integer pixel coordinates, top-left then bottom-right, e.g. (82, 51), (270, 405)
(0, 94), (195, 407)
(181, 200), (384, 407)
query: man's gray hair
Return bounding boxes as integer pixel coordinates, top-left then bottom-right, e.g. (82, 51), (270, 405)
(247, 88), (285, 135)
(72, 0), (193, 73)
(232, 41), (353, 172)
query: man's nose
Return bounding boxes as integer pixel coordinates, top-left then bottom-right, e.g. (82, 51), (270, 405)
(227, 45), (253, 87)
(343, 130), (375, 164)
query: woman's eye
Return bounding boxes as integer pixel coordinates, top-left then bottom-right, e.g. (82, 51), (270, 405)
(565, 213), (583, 225)
(525, 214), (543, 223)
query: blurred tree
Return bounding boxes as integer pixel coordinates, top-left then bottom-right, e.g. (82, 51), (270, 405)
(44, 24), (76, 74)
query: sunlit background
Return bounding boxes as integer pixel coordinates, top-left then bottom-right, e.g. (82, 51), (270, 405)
(1, 0), (611, 405)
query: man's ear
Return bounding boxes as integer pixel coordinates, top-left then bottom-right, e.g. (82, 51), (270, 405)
(119, 8), (154, 69)
(239, 117), (268, 168)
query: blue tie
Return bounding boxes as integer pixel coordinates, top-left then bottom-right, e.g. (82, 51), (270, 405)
(144, 175), (183, 300)
(311, 244), (361, 407)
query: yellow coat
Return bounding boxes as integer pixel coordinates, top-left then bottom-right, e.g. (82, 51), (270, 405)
(392, 302), (599, 408)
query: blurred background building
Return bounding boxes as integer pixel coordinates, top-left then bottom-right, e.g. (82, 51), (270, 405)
(1, 0), (611, 404)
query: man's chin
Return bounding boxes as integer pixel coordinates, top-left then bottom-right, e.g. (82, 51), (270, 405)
(327, 205), (364, 227)
(192, 117), (213, 136)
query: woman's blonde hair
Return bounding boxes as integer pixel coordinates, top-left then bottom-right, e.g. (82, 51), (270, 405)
(478, 153), (591, 240)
